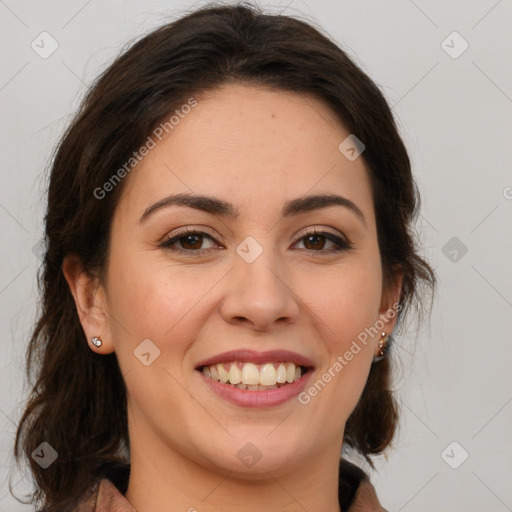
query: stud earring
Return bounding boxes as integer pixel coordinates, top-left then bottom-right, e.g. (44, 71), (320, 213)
(373, 332), (389, 363)
(91, 336), (103, 348)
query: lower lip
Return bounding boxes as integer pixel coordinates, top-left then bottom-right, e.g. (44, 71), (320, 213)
(197, 369), (313, 408)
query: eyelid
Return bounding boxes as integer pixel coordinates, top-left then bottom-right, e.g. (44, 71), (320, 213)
(162, 225), (347, 244)
(160, 225), (352, 255)
(161, 225), (226, 245)
(295, 225), (347, 241)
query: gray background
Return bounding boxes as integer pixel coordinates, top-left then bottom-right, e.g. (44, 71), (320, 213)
(1, 0), (511, 510)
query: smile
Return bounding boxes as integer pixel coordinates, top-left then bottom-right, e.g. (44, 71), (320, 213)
(197, 362), (314, 408)
(199, 361), (307, 389)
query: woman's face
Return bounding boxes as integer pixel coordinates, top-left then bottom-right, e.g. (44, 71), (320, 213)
(83, 83), (400, 477)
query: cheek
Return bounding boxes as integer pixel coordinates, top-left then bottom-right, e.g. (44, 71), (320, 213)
(104, 253), (202, 417)
(105, 246), (226, 372)
(106, 246), (188, 333)
(300, 253), (383, 343)
(295, 253), (382, 414)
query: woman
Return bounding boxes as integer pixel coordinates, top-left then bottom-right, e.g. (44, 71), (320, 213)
(14, 3), (435, 511)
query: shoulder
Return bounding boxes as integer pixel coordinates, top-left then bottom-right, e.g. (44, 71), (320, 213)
(72, 460), (386, 512)
(71, 478), (135, 512)
(70, 480), (100, 512)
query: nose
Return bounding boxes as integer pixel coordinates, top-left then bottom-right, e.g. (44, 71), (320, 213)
(219, 246), (300, 332)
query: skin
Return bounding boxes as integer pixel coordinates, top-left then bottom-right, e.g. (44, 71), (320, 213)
(63, 82), (402, 512)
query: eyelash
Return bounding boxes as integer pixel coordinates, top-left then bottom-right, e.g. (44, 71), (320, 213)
(159, 227), (352, 255)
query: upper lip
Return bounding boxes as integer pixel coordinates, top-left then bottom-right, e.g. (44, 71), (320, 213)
(195, 349), (315, 369)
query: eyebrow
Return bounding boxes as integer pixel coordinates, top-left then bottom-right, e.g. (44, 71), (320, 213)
(139, 192), (366, 227)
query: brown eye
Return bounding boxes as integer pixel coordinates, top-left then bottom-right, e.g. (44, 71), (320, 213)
(294, 230), (351, 253)
(160, 229), (218, 253)
(179, 233), (204, 250)
(160, 228), (351, 255)
(302, 234), (328, 250)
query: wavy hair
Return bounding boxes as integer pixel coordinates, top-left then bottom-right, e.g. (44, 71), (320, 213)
(14, 2), (436, 511)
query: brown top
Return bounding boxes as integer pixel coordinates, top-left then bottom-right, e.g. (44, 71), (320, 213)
(73, 459), (387, 512)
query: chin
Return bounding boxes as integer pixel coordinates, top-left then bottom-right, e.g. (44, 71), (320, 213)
(197, 433), (308, 478)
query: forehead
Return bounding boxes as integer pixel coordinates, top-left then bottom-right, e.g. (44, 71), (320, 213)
(115, 83), (375, 226)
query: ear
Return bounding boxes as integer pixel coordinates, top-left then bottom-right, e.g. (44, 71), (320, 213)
(377, 265), (404, 341)
(62, 254), (114, 354)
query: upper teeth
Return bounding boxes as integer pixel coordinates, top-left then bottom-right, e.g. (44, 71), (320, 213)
(201, 362), (303, 386)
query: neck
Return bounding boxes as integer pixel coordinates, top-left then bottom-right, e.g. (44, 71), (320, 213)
(124, 431), (343, 512)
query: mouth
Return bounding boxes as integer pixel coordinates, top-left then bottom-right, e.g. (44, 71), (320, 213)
(194, 348), (315, 390)
(196, 358), (314, 408)
(196, 361), (312, 390)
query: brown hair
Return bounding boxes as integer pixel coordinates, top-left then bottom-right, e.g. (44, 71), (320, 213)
(13, 2), (435, 511)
